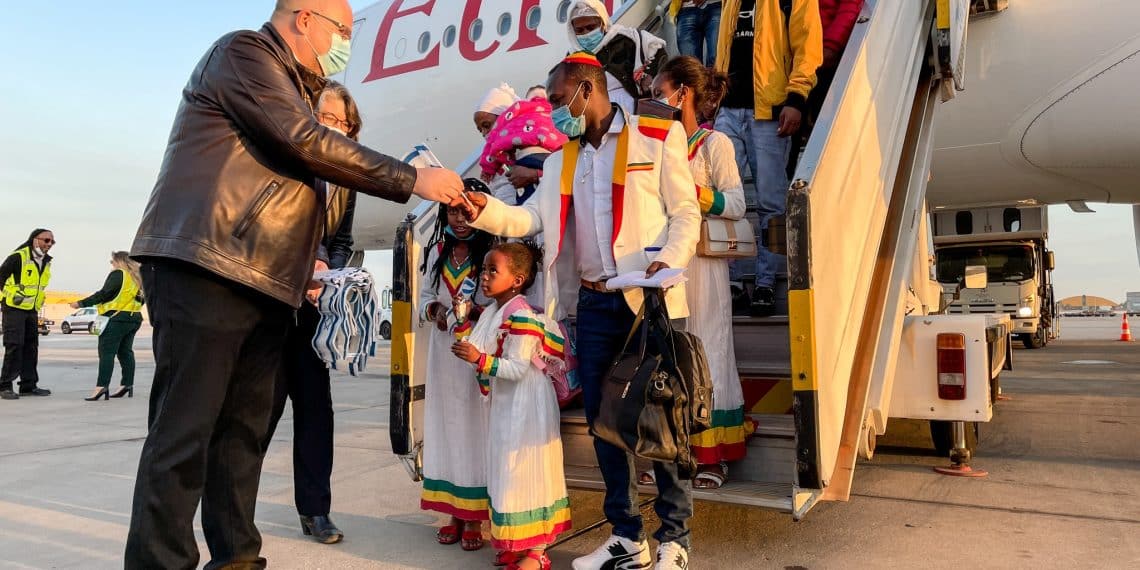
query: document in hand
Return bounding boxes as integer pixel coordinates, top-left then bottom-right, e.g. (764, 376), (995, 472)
(604, 268), (687, 290)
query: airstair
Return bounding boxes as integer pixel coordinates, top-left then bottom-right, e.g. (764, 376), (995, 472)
(390, 0), (971, 518)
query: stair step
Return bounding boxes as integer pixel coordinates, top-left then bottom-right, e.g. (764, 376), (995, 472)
(564, 465), (793, 512)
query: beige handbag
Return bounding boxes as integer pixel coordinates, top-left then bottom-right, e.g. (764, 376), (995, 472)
(695, 141), (757, 259)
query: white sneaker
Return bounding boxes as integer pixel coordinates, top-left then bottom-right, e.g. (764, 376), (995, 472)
(655, 542), (689, 570)
(571, 534), (652, 570)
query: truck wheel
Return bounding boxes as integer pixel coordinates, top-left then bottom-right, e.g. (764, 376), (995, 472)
(61, 323), (72, 335)
(930, 420), (978, 457)
(379, 321), (392, 340)
(1022, 328), (1046, 349)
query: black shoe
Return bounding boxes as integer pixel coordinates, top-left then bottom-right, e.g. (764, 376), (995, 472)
(0, 389), (17, 400)
(19, 387), (51, 397)
(731, 285), (751, 316)
(299, 515), (343, 544)
(109, 386), (134, 398)
(85, 387), (109, 401)
(749, 287), (776, 317)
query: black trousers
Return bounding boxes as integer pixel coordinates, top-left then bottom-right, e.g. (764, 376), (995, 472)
(0, 307), (39, 392)
(265, 302), (335, 517)
(125, 261), (292, 570)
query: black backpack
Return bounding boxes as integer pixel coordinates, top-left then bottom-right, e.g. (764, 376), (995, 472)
(592, 289), (713, 477)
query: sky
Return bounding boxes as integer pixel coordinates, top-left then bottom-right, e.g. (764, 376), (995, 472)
(0, 1), (1136, 302)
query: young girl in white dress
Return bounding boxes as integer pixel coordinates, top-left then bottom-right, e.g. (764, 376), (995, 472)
(650, 56), (755, 489)
(451, 242), (570, 570)
(419, 188), (496, 552)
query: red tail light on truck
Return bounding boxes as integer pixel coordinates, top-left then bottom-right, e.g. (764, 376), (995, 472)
(937, 333), (967, 400)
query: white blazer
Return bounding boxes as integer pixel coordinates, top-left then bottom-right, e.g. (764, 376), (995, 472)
(470, 112), (701, 321)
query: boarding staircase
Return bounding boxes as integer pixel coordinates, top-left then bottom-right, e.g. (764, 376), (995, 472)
(390, 0), (971, 518)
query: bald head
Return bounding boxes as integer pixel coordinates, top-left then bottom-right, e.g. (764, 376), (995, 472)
(271, 0), (354, 76)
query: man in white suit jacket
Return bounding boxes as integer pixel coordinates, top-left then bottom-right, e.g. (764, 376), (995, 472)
(460, 52), (701, 570)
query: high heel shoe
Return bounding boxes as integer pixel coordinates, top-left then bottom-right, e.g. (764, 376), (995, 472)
(84, 387), (109, 401)
(109, 386), (134, 399)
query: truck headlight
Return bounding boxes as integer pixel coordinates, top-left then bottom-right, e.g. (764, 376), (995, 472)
(1018, 306), (1033, 318)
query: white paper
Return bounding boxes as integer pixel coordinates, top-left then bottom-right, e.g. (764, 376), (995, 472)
(605, 268), (687, 290)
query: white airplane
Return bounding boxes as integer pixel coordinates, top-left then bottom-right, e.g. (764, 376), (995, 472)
(338, 0), (1140, 255)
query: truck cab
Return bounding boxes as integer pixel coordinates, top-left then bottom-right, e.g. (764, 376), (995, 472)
(932, 206), (1056, 348)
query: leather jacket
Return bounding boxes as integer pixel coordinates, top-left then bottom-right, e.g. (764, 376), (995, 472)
(132, 24), (416, 307)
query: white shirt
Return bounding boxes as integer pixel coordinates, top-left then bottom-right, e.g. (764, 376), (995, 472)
(573, 111), (625, 282)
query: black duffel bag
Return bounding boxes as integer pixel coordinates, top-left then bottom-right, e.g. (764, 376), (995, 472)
(592, 288), (713, 477)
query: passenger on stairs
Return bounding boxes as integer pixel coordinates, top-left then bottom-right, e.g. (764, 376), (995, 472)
(566, 0), (669, 113)
(649, 55), (756, 489)
(713, 0), (822, 316)
(457, 51), (701, 570)
(670, 0), (724, 66)
(474, 83), (523, 204)
(451, 242), (571, 570)
(418, 183), (496, 553)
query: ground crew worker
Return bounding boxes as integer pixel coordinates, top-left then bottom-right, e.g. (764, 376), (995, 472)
(0, 228), (56, 400)
(73, 251), (144, 401)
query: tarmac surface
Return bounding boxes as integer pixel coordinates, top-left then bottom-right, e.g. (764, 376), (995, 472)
(0, 317), (1136, 569)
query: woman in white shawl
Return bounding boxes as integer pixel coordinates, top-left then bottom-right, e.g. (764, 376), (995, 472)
(566, 0), (669, 113)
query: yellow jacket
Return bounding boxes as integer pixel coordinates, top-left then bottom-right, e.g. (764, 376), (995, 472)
(714, 0), (823, 120)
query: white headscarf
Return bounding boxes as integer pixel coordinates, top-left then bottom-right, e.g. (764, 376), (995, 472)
(476, 83), (519, 116)
(566, 0), (666, 69)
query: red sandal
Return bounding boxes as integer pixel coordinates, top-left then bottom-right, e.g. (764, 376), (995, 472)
(460, 529), (485, 551)
(436, 524), (460, 545)
(494, 550), (521, 566)
(506, 550), (551, 570)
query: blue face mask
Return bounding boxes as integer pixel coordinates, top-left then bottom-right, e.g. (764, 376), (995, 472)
(306, 29), (352, 77)
(576, 28), (604, 53)
(551, 84), (586, 139)
(445, 225), (474, 241)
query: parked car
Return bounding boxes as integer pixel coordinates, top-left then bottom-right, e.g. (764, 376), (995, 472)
(378, 307), (392, 341)
(38, 315), (53, 336)
(61, 307), (99, 334)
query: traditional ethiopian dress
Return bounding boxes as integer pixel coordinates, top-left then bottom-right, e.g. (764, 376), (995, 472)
(685, 128), (755, 464)
(468, 295), (571, 550)
(419, 244), (492, 520)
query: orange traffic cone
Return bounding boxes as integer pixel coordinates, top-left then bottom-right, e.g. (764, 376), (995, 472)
(1121, 314), (1133, 342)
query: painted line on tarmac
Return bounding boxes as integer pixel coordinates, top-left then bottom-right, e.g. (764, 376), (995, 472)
(0, 436), (146, 459)
(850, 492), (1140, 524)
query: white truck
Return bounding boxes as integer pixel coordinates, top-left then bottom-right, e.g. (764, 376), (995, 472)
(932, 206), (1057, 349)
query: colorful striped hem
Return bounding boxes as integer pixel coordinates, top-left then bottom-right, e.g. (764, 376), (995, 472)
(626, 161), (654, 173)
(421, 479), (490, 521)
(489, 497), (572, 551)
(504, 315), (566, 359)
(696, 185), (726, 216)
(637, 116), (673, 141)
(691, 407), (753, 463)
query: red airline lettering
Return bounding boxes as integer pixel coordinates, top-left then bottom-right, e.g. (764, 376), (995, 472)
(459, 0), (499, 61)
(365, 0), (440, 82)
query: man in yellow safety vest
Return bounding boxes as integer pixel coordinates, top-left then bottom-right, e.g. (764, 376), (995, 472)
(0, 228), (56, 399)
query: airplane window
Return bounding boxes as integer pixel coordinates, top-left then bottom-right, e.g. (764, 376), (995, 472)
(1002, 208), (1021, 232)
(470, 18), (484, 42)
(526, 6), (542, 29)
(418, 31), (431, 54)
(557, 0), (571, 23)
(498, 13), (512, 36)
(955, 211), (972, 235)
(395, 37), (407, 59)
(443, 25), (456, 47)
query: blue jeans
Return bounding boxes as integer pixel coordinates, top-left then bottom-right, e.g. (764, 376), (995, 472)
(576, 288), (693, 548)
(715, 107), (791, 288)
(676, 3), (722, 67)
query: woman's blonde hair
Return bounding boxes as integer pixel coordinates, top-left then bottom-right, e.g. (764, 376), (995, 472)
(111, 251), (143, 298)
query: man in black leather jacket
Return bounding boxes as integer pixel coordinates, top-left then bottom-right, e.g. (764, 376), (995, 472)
(124, 2), (463, 568)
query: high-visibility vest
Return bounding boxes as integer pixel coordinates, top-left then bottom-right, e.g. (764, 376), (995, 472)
(3, 247), (51, 311)
(96, 269), (143, 315)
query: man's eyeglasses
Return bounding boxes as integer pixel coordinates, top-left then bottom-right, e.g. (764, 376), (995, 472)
(36, 237), (55, 245)
(318, 112), (354, 132)
(293, 9), (352, 40)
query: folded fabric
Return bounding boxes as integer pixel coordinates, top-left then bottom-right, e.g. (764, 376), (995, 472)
(311, 267), (381, 376)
